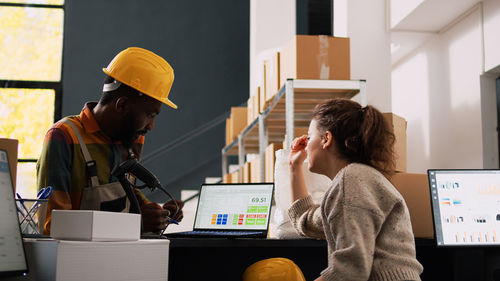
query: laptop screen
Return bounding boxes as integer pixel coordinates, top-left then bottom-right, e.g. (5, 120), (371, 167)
(193, 183), (274, 231)
(0, 149), (28, 276)
(428, 169), (500, 246)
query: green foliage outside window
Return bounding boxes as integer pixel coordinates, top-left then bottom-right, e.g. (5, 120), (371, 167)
(0, 89), (55, 196)
(0, 88), (55, 158)
(0, 6), (63, 81)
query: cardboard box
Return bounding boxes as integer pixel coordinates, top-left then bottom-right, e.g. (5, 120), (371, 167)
(231, 170), (240, 184)
(247, 95), (254, 126)
(255, 87), (261, 116)
(259, 82), (267, 114)
(250, 157), (261, 183)
(265, 143), (283, 182)
(223, 173), (231, 183)
(261, 60), (269, 112)
(383, 113), (407, 172)
(262, 53), (281, 111)
(225, 118), (231, 146)
(267, 52), (281, 102)
(50, 210), (141, 241)
(242, 162), (251, 183)
(0, 138), (18, 191)
(282, 127), (310, 149)
(229, 107), (248, 143)
(294, 127), (309, 137)
(390, 173), (433, 238)
(247, 89), (261, 126)
(280, 35), (350, 83)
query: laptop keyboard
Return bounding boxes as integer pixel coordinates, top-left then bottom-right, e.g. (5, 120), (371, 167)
(194, 230), (261, 236)
(166, 230), (264, 238)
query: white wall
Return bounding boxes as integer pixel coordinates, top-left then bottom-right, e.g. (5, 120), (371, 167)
(390, 0), (424, 28)
(480, 0), (500, 169)
(344, 0), (393, 112)
(480, 72), (499, 168)
(392, 6), (486, 172)
(250, 0), (295, 97)
(484, 0), (500, 72)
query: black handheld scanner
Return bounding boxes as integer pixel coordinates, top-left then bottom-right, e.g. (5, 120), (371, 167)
(111, 158), (161, 190)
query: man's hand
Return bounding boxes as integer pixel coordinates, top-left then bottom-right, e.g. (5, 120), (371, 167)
(163, 199), (184, 222)
(141, 202), (170, 234)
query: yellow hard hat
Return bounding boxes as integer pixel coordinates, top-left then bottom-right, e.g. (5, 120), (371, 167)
(242, 258), (306, 281)
(102, 47), (177, 109)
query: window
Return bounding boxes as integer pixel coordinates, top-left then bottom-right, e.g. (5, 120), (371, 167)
(0, 1), (64, 198)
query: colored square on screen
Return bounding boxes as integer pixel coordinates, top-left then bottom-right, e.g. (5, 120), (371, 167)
(258, 206), (268, 213)
(256, 219), (266, 225)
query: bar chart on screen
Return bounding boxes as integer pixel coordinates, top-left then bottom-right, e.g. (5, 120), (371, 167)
(429, 170), (500, 246)
(454, 230), (498, 243)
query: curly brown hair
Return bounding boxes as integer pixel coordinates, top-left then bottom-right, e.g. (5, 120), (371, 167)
(312, 98), (396, 176)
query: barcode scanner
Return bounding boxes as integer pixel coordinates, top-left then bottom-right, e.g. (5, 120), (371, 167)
(111, 158), (180, 235)
(112, 158), (161, 190)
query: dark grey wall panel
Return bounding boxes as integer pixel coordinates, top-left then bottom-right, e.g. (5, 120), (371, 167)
(63, 0), (249, 200)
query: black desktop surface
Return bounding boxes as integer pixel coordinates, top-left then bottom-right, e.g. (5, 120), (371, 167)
(13, 236), (491, 281)
(167, 237), (327, 281)
(166, 237), (478, 281)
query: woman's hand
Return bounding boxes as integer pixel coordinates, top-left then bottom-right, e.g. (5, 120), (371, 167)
(289, 135), (308, 169)
(289, 135), (309, 202)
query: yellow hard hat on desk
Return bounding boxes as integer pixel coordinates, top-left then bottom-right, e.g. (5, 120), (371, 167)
(103, 47), (177, 109)
(243, 257), (306, 281)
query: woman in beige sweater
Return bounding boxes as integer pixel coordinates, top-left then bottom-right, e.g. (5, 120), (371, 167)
(288, 98), (423, 281)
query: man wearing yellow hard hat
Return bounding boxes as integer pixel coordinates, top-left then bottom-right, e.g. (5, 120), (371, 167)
(37, 47), (183, 235)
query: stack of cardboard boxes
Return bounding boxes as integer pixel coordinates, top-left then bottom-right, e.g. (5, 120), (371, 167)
(222, 35), (433, 239)
(247, 87), (261, 126)
(257, 35), (351, 118)
(383, 113), (434, 238)
(225, 35), (351, 184)
(264, 143), (283, 183)
(391, 172), (433, 238)
(225, 107), (247, 146)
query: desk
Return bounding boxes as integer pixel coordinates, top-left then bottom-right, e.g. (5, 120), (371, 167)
(168, 238), (484, 281)
(8, 237), (489, 281)
(168, 238), (327, 281)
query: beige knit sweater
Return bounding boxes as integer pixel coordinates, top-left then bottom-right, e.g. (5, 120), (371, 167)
(288, 163), (423, 281)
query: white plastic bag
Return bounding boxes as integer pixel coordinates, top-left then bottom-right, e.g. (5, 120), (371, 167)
(270, 148), (332, 238)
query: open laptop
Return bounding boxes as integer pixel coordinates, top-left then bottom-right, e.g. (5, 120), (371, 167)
(0, 149), (29, 277)
(428, 169), (500, 247)
(165, 183), (274, 238)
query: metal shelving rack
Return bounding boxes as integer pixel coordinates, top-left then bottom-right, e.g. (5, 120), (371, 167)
(221, 79), (367, 181)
